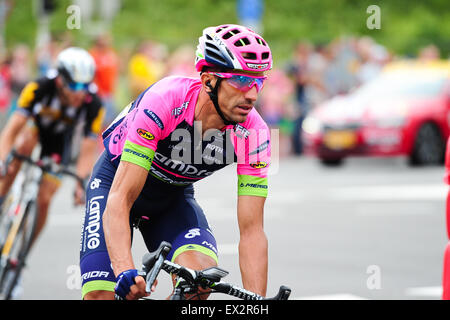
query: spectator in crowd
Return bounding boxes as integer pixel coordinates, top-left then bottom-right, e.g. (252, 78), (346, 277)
(286, 42), (312, 155)
(418, 44), (440, 61)
(35, 32), (73, 77)
(127, 40), (167, 99)
(355, 36), (389, 85)
(258, 68), (295, 157)
(90, 33), (120, 126)
(7, 44), (32, 117)
(165, 45), (197, 78)
(0, 53), (11, 115)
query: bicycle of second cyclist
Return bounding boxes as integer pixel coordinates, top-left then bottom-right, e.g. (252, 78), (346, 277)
(119, 241), (291, 301)
(0, 149), (84, 300)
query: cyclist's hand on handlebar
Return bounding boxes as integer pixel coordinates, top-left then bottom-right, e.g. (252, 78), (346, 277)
(127, 275), (148, 300)
(115, 269), (152, 300)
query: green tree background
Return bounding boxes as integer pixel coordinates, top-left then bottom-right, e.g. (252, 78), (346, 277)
(4, 0), (450, 65)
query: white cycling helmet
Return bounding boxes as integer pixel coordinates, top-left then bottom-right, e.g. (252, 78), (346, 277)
(56, 47), (96, 86)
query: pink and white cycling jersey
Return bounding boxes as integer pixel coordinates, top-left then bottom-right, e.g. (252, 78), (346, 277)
(102, 76), (271, 197)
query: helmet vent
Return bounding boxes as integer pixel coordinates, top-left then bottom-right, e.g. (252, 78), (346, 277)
(223, 29), (241, 40)
(256, 37), (267, 46)
(205, 49), (227, 64)
(206, 34), (213, 41)
(242, 52), (257, 60)
(216, 26), (228, 33)
(234, 37), (250, 47)
(262, 52), (270, 60)
(205, 42), (216, 49)
(225, 47), (234, 60)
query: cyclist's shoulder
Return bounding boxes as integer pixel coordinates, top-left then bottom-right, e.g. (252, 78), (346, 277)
(145, 76), (201, 99)
(239, 108), (270, 132)
(17, 73), (56, 108)
(137, 76), (200, 117)
(28, 72), (57, 94)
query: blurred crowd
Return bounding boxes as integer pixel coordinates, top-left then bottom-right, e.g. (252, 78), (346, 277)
(0, 32), (445, 157)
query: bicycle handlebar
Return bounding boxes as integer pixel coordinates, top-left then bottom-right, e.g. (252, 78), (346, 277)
(140, 241), (291, 300)
(6, 150), (85, 187)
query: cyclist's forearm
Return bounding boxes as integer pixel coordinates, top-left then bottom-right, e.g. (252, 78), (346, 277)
(0, 134), (15, 161)
(76, 137), (97, 180)
(103, 161), (148, 277)
(0, 113), (27, 161)
(239, 229), (268, 296)
(103, 192), (135, 277)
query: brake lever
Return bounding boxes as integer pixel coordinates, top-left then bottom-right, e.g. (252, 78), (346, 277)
(141, 241), (172, 293)
(272, 286), (291, 300)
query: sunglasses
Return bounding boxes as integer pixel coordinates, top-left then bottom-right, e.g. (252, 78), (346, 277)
(209, 72), (267, 93)
(64, 80), (90, 92)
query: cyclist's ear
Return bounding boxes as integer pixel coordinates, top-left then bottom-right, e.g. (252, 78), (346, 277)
(200, 73), (215, 92)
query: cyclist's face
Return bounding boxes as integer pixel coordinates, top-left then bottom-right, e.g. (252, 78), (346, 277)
(63, 87), (86, 107)
(57, 77), (88, 107)
(214, 71), (264, 124)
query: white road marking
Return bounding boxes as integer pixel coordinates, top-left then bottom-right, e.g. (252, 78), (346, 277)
(328, 184), (446, 202)
(354, 202), (441, 216)
(405, 286), (442, 298)
(48, 183), (446, 227)
(293, 293), (369, 300)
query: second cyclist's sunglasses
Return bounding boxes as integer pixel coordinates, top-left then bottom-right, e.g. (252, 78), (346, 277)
(208, 72), (267, 93)
(66, 81), (90, 92)
(61, 75), (90, 92)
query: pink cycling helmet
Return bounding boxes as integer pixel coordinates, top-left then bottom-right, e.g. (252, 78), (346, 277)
(195, 24), (272, 73)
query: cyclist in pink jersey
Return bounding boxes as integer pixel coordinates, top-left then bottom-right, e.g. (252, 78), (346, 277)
(80, 24), (273, 300)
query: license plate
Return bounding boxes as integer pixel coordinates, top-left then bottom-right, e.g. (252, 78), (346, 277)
(323, 130), (357, 150)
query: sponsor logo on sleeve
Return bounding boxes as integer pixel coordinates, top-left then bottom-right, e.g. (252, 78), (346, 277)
(249, 140), (270, 155)
(143, 109), (164, 130)
(137, 128), (154, 140)
(250, 161), (268, 169)
(239, 182), (268, 189)
(123, 148), (152, 162)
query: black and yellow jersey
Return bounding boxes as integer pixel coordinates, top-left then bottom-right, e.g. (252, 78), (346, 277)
(16, 72), (105, 161)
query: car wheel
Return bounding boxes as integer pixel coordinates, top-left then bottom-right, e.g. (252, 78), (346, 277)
(409, 122), (445, 166)
(320, 157), (344, 166)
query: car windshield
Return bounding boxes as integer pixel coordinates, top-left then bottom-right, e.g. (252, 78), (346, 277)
(355, 72), (446, 98)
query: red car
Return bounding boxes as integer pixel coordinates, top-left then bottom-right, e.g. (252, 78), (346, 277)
(302, 61), (450, 166)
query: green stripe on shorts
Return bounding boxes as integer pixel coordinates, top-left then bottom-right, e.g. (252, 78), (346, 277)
(81, 280), (116, 299)
(171, 244), (219, 264)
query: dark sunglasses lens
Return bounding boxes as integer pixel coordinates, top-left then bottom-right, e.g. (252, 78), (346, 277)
(68, 82), (89, 91)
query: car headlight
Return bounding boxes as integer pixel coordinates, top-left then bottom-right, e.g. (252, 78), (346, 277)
(302, 117), (323, 135)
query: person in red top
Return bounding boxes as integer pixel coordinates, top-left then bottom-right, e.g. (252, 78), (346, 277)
(0, 56), (11, 113)
(443, 137), (450, 299)
(89, 33), (120, 126)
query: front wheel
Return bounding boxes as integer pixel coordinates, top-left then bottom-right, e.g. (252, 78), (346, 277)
(0, 200), (38, 300)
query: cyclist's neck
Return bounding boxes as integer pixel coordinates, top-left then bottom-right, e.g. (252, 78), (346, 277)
(194, 89), (227, 134)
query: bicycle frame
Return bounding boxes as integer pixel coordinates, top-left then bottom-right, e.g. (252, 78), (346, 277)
(0, 150), (84, 299)
(0, 163), (42, 260)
